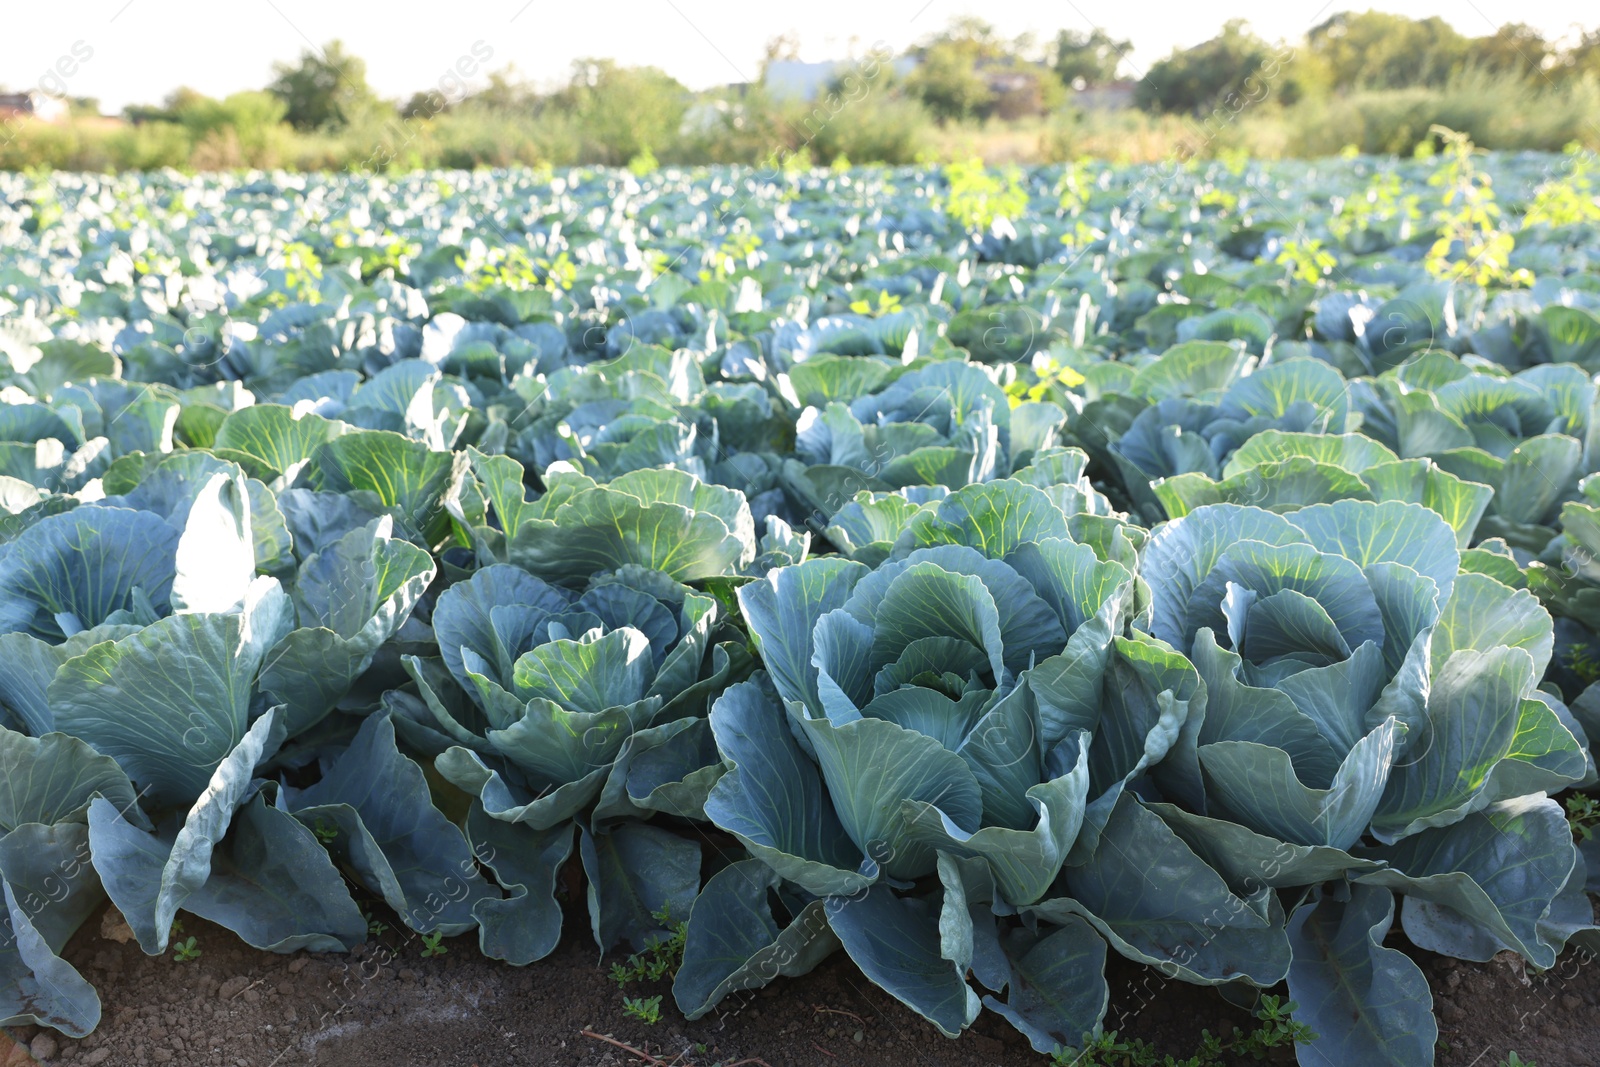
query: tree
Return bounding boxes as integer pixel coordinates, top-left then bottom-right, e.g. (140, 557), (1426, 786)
(1136, 19), (1326, 115)
(761, 30), (803, 72)
(1053, 28), (1130, 88)
(462, 68), (536, 113)
(1554, 28), (1600, 82)
(932, 17), (1009, 61)
(164, 86), (209, 114)
(266, 39), (379, 130)
(1307, 12), (1469, 90)
(172, 91), (288, 166)
(123, 86), (206, 124)
(400, 90), (448, 120)
(1466, 23), (1550, 77)
(903, 17), (1011, 123)
(1136, 20), (1274, 114)
(905, 45), (992, 122)
(989, 69), (1063, 119)
(551, 60), (689, 165)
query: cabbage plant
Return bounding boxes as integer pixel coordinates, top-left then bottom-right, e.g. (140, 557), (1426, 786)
(0, 729), (137, 1035)
(0, 450), (491, 1034)
(404, 561), (752, 963)
(782, 359), (1069, 520)
(1132, 499), (1592, 1061)
(1352, 352), (1592, 551)
(1150, 429), (1494, 546)
(449, 451), (773, 583)
(1106, 356), (1353, 522)
(675, 478), (1237, 1050)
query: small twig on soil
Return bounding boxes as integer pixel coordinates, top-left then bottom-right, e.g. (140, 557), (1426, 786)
(578, 1030), (774, 1067)
(229, 978), (265, 1001)
(811, 1041), (838, 1057)
(811, 1004), (867, 1025)
(580, 1030), (669, 1066)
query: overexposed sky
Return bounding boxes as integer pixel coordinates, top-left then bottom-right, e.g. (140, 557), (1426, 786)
(2, 0), (1596, 112)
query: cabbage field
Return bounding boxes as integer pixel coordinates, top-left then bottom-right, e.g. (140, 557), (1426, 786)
(2, 149), (1600, 1066)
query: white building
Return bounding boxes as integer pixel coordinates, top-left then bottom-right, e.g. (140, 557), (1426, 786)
(762, 57), (918, 101)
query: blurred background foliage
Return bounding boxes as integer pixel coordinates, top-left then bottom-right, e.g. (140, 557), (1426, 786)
(3, 10), (1599, 171)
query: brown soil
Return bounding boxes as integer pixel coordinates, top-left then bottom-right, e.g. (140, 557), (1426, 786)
(3, 901), (1599, 1067)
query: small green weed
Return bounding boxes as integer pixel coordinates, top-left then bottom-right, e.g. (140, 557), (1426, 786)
(1275, 239), (1338, 284)
(699, 229), (762, 282)
(627, 147), (659, 177)
(608, 907), (689, 1026)
(1523, 144), (1600, 229)
(939, 158), (1028, 232)
(1567, 643), (1600, 686)
(622, 994), (663, 1025)
(1330, 169), (1420, 245)
(1005, 354), (1087, 407)
(1423, 126), (1531, 288)
(460, 245), (576, 294)
(849, 289), (903, 316)
(1567, 794), (1600, 842)
(419, 932), (448, 958)
(171, 936), (202, 963)
(1053, 995), (1315, 1066)
(610, 907), (689, 987)
(360, 905), (390, 937)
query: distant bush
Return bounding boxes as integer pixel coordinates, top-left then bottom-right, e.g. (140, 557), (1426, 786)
(1280, 71), (1600, 156)
(3, 68), (1598, 172)
(803, 95), (933, 165)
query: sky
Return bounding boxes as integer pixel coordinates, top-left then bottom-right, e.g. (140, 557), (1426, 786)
(2, 0), (1596, 113)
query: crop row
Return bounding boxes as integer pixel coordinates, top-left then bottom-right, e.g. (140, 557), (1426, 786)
(1, 156), (1599, 1064)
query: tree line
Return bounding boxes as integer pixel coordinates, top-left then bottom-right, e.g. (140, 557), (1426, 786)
(100, 14), (1600, 131)
(5, 12), (1599, 170)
